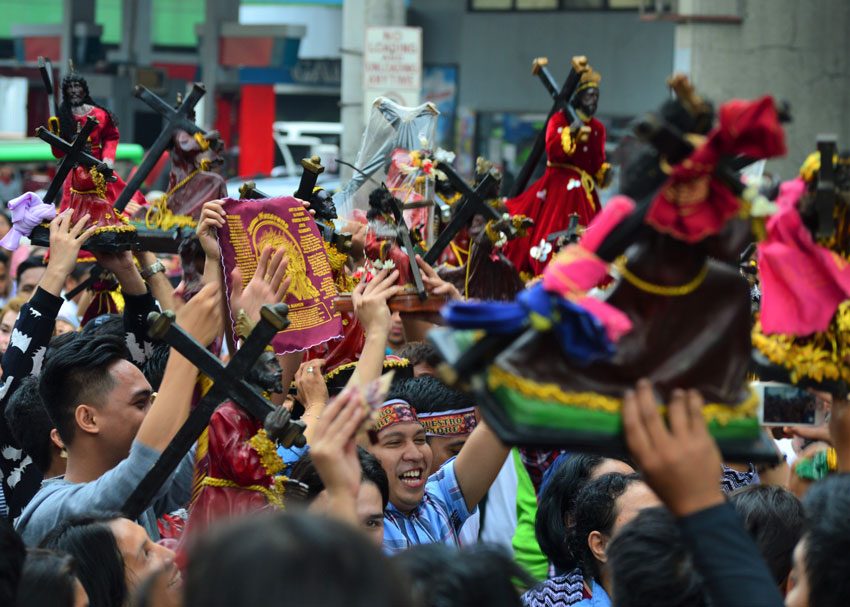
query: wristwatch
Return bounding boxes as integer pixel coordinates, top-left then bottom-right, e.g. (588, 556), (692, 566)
(140, 260), (166, 280)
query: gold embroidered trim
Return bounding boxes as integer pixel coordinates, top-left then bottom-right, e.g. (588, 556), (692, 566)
(200, 476), (286, 509)
(488, 365), (758, 426)
(614, 256), (708, 297)
(752, 304), (850, 385)
(561, 127), (577, 156)
(323, 357), (410, 382)
(248, 428), (286, 476)
(547, 161), (596, 210)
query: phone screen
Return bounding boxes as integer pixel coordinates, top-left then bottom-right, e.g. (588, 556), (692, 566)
(760, 384), (819, 426)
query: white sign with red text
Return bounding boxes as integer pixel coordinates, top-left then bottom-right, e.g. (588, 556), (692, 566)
(363, 27), (422, 119)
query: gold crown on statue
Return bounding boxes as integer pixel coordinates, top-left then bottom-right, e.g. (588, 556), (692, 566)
(575, 68), (602, 93)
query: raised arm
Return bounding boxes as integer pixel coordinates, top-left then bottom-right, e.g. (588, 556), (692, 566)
(348, 269), (402, 388)
(134, 282), (223, 452)
(622, 380), (785, 607)
(453, 417), (511, 511)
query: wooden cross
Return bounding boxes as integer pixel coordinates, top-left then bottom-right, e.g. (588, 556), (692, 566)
(509, 56), (589, 198)
(421, 161), (504, 266)
(36, 118), (113, 204)
(113, 83), (207, 214)
(121, 303), (306, 520)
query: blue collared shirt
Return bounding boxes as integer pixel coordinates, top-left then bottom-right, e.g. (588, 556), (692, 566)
(574, 580), (611, 607)
(382, 457), (474, 554)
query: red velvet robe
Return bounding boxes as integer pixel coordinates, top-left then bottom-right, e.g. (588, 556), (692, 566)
(503, 110), (606, 276)
(164, 130), (227, 219)
(52, 107), (146, 210)
(182, 402), (283, 541)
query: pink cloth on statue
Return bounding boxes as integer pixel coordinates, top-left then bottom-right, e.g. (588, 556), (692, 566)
(217, 197), (342, 353)
(646, 96), (786, 243)
(0, 192), (57, 250)
(580, 195), (636, 253)
(758, 178), (850, 335)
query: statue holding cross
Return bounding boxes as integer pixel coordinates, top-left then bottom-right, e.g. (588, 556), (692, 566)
(503, 62), (611, 278)
(52, 67), (147, 216)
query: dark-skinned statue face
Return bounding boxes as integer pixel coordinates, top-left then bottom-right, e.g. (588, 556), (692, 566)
(248, 350), (284, 394)
(63, 78), (88, 107)
(310, 189), (338, 222)
(573, 86), (599, 117)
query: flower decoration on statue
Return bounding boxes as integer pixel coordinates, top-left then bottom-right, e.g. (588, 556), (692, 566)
(530, 239), (553, 263)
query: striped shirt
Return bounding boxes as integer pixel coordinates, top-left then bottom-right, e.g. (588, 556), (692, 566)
(382, 457), (474, 554)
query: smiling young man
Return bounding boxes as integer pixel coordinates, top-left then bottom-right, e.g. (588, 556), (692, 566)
(365, 385), (509, 554)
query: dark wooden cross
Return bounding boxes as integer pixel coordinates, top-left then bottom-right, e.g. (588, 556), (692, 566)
(546, 212), (581, 250)
(37, 56), (59, 135)
(113, 83), (207, 214)
(121, 303), (307, 520)
(813, 135), (838, 240)
(510, 56), (588, 198)
(36, 118), (114, 204)
(386, 190), (427, 300)
(421, 161), (505, 266)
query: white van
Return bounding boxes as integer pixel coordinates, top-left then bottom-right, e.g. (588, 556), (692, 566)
(272, 121), (342, 178)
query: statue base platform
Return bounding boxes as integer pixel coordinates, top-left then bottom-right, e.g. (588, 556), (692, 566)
(333, 287), (448, 314)
(29, 222), (193, 254)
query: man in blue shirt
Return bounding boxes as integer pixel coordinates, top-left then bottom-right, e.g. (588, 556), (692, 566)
(365, 392), (510, 554)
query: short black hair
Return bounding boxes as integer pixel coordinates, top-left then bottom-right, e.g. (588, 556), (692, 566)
(80, 314), (123, 338)
(15, 255), (45, 285)
(536, 454), (605, 573)
(17, 549), (81, 607)
(0, 517), (25, 607)
(388, 376), (475, 415)
(570, 472), (642, 582)
(802, 474), (850, 607)
(730, 484), (804, 586)
(0, 249), (9, 267)
(608, 507), (707, 607)
(39, 334), (129, 445)
(4, 376), (53, 473)
(184, 511), (409, 607)
(39, 513), (127, 607)
(142, 341), (170, 391)
(395, 341), (441, 369)
(290, 447), (390, 509)
(393, 543), (533, 607)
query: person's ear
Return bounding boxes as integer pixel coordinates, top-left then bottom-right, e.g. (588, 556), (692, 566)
(49, 428), (65, 451)
(588, 530), (609, 565)
(75, 404), (100, 436)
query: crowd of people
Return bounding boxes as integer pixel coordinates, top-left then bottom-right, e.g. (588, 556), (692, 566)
(0, 194), (844, 607)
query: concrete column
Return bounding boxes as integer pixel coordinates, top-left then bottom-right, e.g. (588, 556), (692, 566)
(61, 0), (96, 73)
(199, 0), (240, 130)
(340, 0), (405, 186)
(674, 0), (850, 177)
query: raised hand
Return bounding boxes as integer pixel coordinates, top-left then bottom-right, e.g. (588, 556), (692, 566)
(295, 358), (329, 413)
(176, 281), (224, 347)
(416, 254), (462, 300)
(40, 210), (98, 297)
(352, 268), (403, 334)
(622, 379), (724, 517)
(309, 387), (369, 517)
(197, 200), (226, 260)
(229, 246), (291, 324)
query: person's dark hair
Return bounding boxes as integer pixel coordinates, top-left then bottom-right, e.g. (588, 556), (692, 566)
(39, 514), (127, 607)
(15, 255), (45, 285)
(388, 375), (475, 415)
(396, 341), (441, 370)
(142, 342), (170, 391)
(730, 484), (804, 586)
(4, 376), (53, 473)
(536, 454), (604, 573)
(394, 543), (532, 607)
(80, 314), (123, 338)
(184, 511), (409, 607)
(570, 472), (642, 582)
(16, 549), (81, 607)
(68, 264), (90, 282)
(0, 248), (9, 267)
(0, 517), (25, 607)
(801, 474), (850, 607)
(608, 507), (707, 607)
(290, 447), (390, 508)
(39, 334), (129, 445)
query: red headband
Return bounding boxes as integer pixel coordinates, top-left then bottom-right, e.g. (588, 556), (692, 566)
(373, 399), (419, 433)
(417, 408), (477, 437)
